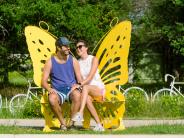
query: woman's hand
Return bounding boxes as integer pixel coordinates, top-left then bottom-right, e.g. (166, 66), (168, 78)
(71, 84), (82, 92)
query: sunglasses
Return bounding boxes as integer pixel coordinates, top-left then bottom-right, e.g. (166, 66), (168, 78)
(76, 45), (84, 50)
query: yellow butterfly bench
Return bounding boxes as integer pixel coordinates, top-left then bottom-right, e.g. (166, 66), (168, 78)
(25, 20), (131, 132)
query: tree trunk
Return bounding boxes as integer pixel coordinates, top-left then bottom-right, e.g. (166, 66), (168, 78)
(3, 67), (9, 84)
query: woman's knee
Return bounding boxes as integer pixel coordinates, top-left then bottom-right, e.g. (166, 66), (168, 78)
(82, 85), (89, 91)
(82, 85), (90, 96)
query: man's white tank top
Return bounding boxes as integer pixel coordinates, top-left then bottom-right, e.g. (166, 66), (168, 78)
(78, 55), (105, 89)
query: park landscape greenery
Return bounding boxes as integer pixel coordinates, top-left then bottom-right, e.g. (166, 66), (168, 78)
(0, 0), (184, 83)
(0, 0), (184, 134)
(0, 0), (184, 123)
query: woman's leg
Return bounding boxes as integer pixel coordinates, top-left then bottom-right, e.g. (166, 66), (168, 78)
(86, 94), (105, 131)
(79, 85), (102, 115)
(86, 96), (101, 124)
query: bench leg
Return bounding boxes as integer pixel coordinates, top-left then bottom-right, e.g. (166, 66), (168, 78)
(41, 104), (60, 132)
(114, 118), (125, 131)
(43, 125), (55, 132)
(82, 108), (91, 129)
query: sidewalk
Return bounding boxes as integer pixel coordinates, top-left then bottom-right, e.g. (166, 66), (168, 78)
(1, 119), (184, 138)
(1, 119), (184, 127)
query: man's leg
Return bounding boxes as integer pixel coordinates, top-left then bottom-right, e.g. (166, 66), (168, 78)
(69, 90), (81, 118)
(48, 93), (66, 126)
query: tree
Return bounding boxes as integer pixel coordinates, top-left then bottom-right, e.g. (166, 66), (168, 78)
(0, 0), (131, 84)
(142, 0), (184, 80)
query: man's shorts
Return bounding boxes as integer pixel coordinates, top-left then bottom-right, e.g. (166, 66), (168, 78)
(55, 86), (72, 104)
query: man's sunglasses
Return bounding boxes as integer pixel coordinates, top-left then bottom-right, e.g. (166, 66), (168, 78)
(76, 45), (84, 50)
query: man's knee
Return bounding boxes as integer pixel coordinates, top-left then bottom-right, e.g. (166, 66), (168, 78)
(70, 90), (81, 103)
(49, 93), (59, 106)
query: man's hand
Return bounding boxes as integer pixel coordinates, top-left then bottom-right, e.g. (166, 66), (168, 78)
(71, 84), (81, 92)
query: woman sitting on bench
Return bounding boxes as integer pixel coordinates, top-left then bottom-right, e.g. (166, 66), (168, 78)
(72, 40), (105, 132)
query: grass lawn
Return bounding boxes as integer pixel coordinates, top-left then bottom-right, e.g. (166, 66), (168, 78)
(8, 71), (28, 86)
(0, 124), (184, 134)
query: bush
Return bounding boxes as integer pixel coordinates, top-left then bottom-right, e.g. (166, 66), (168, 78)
(158, 96), (184, 117)
(125, 93), (184, 118)
(125, 89), (149, 117)
(22, 98), (42, 118)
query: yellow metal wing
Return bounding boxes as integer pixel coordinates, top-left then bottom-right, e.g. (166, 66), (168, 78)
(25, 21), (131, 131)
(25, 26), (56, 87)
(96, 20), (132, 101)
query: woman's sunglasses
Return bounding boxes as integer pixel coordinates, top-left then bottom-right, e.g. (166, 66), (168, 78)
(76, 45), (84, 50)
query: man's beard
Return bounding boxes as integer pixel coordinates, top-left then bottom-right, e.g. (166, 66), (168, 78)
(62, 50), (70, 56)
(65, 50), (70, 55)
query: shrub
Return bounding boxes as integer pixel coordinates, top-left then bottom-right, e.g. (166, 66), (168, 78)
(158, 96), (184, 117)
(125, 91), (184, 118)
(22, 98), (42, 118)
(125, 89), (149, 117)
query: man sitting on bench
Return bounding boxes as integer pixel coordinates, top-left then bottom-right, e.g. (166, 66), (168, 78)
(41, 36), (83, 130)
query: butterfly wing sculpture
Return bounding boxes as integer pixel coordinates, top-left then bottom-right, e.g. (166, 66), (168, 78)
(25, 25), (56, 87)
(25, 26), (63, 131)
(24, 20), (131, 131)
(96, 20), (131, 101)
(90, 20), (131, 129)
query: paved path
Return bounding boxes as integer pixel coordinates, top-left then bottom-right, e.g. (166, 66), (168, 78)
(1, 119), (184, 127)
(1, 119), (184, 137)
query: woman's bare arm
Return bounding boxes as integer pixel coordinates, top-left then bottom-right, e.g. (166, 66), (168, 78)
(81, 56), (98, 85)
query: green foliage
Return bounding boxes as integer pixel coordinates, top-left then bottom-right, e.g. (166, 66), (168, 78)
(172, 0), (184, 6)
(0, 107), (25, 119)
(125, 89), (149, 117)
(0, 85), (26, 97)
(1, 85), (184, 119)
(128, 0), (184, 82)
(125, 93), (184, 118)
(0, 0), (131, 84)
(22, 98), (42, 118)
(149, 0), (184, 54)
(159, 96), (184, 117)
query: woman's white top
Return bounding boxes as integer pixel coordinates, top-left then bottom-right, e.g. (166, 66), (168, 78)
(78, 55), (105, 90)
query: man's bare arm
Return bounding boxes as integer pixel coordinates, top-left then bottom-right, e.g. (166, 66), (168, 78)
(41, 58), (56, 94)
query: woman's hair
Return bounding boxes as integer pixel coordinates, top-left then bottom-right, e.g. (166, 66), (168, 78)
(77, 39), (88, 48)
(76, 39), (90, 54)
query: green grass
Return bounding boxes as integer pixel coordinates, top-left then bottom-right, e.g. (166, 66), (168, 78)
(8, 71), (28, 86)
(0, 108), (28, 119)
(0, 71), (33, 86)
(0, 124), (184, 134)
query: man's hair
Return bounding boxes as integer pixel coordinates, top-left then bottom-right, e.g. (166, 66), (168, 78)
(55, 39), (61, 47)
